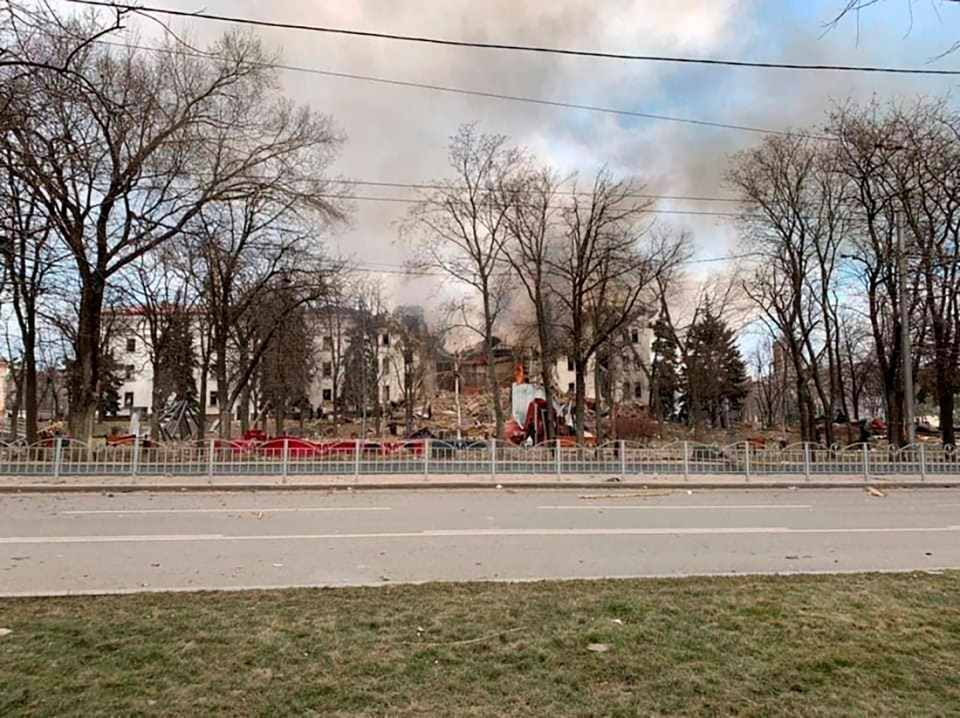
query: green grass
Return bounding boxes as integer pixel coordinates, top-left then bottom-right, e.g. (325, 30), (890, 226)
(2, 573), (960, 716)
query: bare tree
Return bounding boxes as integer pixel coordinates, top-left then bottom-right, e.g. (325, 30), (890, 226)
(116, 247), (197, 438)
(547, 168), (666, 442)
(387, 308), (437, 435)
(189, 193), (344, 439)
(501, 165), (564, 438)
(259, 289), (313, 435)
(827, 1), (960, 56)
(750, 338), (785, 430)
(729, 133), (852, 445)
(1, 30), (344, 440)
(827, 101), (927, 447)
(404, 124), (522, 439)
(0, 144), (69, 442)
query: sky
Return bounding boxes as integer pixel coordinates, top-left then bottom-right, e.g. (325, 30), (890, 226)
(54, 0), (960, 312)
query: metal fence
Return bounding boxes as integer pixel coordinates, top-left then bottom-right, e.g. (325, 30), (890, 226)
(0, 438), (957, 480)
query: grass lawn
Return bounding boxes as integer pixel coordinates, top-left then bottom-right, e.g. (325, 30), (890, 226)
(2, 573), (960, 716)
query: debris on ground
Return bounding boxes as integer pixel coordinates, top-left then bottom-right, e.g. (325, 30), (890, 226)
(587, 643), (611, 653)
(866, 486), (887, 498)
(577, 490), (674, 500)
(0, 628), (12, 637)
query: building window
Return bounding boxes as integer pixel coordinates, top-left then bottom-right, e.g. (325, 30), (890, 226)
(209, 391), (218, 408)
(635, 384), (644, 400)
(381, 333), (390, 347)
(126, 337), (136, 353)
(383, 385), (390, 402)
(322, 389), (332, 402)
(566, 357), (574, 371)
(567, 382), (575, 393)
(322, 336), (333, 350)
(322, 362), (332, 378)
(123, 392), (134, 407)
(124, 364), (135, 380)
(631, 329), (640, 344)
(623, 382), (631, 399)
(382, 357), (390, 375)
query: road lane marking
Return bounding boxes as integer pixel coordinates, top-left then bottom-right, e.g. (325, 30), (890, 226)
(538, 504), (813, 511)
(3, 525), (960, 544)
(61, 507), (392, 515)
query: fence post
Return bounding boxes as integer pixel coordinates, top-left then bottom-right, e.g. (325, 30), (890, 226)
(556, 438), (562, 477)
(491, 438), (497, 479)
(862, 443), (870, 481)
(207, 438), (215, 481)
(354, 438), (361, 477)
(131, 435), (140, 478)
(53, 437), (63, 480)
(281, 437), (289, 482)
(803, 443), (811, 482)
(620, 440), (627, 477)
(424, 439), (430, 480)
(682, 441), (689, 482)
(744, 441), (751, 482)
(919, 443), (927, 482)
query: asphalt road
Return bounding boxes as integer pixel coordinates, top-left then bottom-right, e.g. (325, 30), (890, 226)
(1, 488), (959, 596)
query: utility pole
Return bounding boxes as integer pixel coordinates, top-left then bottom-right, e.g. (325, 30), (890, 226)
(897, 210), (916, 445)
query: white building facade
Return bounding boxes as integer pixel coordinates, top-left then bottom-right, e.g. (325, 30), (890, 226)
(553, 321), (653, 405)
(109, 306), (424, 422)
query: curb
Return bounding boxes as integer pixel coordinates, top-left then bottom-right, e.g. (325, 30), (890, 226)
(1, 481), (959, 494)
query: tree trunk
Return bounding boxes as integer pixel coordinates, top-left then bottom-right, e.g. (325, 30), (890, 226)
(935, 358), (956, 447)
(593, 355), (604, 445)
(215, 338), (231, 440)
(536, 293), (556, 440)
(239, 385), (252, 435)
(68, 277), (105, 442)
(574, 359), (587, 444)
(8, 364), (22, 442)
(22, 328), (38, 444)
(483, 341), (504, 440)
(404, 354), (414, 435)
(150, 381), (164, 440)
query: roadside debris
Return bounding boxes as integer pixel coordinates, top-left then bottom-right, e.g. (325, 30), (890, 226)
(866, 486), (887, 498)
(577, 490), (673, 500)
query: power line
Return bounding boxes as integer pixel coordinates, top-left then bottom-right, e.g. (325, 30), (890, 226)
(350, 253), (755, 277)
(71, 1), (960, 76)
(92, 39), (810, 139)
(325, 178), (746, 204)
(320, 192), (744, 217)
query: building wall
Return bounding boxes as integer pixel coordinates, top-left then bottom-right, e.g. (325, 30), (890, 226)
(109, 315), (223, 419)
(553, 321), (653, 404)
(110, 309), (425, 421)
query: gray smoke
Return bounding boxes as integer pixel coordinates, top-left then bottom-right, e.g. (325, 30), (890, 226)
(107, 0), (960, 312)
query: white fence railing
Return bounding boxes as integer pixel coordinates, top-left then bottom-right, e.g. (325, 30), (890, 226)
(0, 438), (956, 480)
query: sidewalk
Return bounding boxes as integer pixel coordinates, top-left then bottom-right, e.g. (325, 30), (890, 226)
(1, 472), (958, 492)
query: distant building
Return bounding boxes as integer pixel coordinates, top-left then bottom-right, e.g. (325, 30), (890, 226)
(106, 304), (433, 422)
